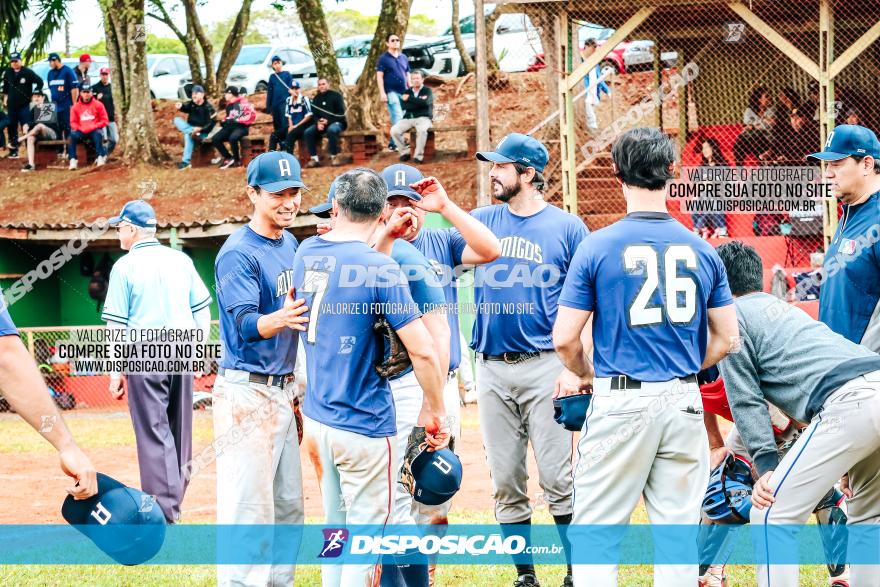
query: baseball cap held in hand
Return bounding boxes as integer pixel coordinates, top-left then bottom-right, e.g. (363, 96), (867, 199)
(61, 473), (166, 565)
(476, 132), (549, 173)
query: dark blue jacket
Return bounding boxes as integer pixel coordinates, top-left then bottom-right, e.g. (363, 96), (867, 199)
(266, 70), (293, 111)
(819, 191), (880, 351)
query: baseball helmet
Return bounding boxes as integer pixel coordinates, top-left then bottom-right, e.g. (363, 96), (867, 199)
(702, 454), (753, 524)
(404, 445), (463, 506)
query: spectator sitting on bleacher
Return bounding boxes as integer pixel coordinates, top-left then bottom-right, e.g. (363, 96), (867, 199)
(733, 86), (775, 166)
(68, 83), (108, 170)
(282, 80), (312, 155)
(91, 67), (117, 155)
(19, 89), (59, 172)
(211, 86), (255, 169)
(174, 84), (215, 170)
(391, 69), (433, 164)
(775, 104), (819, 164)
(692, 137), (729, 239)
(304, 78), (347, 168)
(772, 87), (800, 152)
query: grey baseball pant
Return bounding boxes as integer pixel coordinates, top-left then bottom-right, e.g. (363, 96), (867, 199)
(391, 117), (432, 160)
(476, 351), (574, 523)
(126, 372), (193, 524)
(752, 371), (880, 587)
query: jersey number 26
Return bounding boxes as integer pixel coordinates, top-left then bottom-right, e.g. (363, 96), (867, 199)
(624, 245), (697, 327)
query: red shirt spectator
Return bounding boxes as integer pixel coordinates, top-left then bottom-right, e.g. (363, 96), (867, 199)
(70, 94), (109, 134)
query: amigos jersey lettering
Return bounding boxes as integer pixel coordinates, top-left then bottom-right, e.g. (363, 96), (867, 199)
(469, 204), (588, 354)
(215, 225), (299, 375)
(294, 237), (421, 438)
(559, 212), (733, 381)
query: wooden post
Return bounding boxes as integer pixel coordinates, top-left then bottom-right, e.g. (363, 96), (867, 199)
(652, 36), (662, 129)
(557, 12), (577, 215)
(677, 46), (688, 155)
(475, 0), (491, 207)
(820, 0), (837, 244)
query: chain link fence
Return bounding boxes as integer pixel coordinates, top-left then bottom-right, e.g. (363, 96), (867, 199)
(482, 0), (879, 310)
(5, 322), (221, 412)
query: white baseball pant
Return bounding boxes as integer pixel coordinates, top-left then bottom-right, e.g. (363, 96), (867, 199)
(571, 376), (708, 587)
(212, 370), (304, 587)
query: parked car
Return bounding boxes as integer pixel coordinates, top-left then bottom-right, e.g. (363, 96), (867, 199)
(330, 34), (429, 86)
(225, 44), (315, 95)
(147, 54), (191, 99)
(31, 56), (110, 99)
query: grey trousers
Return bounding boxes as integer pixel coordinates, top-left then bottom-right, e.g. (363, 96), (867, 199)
(126, 373), (193, 523)
(476, 351), (574, 523)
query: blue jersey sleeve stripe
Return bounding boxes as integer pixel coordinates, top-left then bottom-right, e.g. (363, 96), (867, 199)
(190, 297), (212, 312)
(101, 312), (129, 324)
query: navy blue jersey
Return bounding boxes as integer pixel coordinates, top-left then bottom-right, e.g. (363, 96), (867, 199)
(819, 192), (880, 350)
(469, 204), (589, 354)
(387, 239), (446, 380)
(0, 289), (16, 336)
(294, 236), (421, 438)
(47, 65), (78, 111)
(559, 212), (733, 381)
(411, 228), (467, 370)
(215, 225), (299, 375)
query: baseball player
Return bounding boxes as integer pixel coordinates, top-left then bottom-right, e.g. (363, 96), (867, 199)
(293, 168), (449, 587)
(102, 199), (211, 524)
(553, 128), (739, 587)
(468, 133), (589, 587)
(700, 404), (850, 587)
(0, 290), (97, 499)
(807, 126), (880, 351)
(308, 169), (450, 587)
(213, 151), (309, 586)
(711, 241), (880, 587)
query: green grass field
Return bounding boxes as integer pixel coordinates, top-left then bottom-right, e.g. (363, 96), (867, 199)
(0, 413), (829, 585)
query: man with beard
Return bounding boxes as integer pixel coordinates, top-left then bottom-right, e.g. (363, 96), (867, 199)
(470, 133), (590, 587)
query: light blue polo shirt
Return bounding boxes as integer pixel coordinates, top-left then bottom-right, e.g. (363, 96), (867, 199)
(101, 239), (212, 327)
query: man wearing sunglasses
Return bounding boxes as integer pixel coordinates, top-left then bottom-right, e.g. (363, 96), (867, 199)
(377, 33), (410, 151)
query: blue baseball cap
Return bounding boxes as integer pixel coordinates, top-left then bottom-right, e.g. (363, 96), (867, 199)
(48, 53), (61, 61)
(61, 473), (167, 565)
(108, 200), (157, 228)
(290, 80), (300, 89)
(10, 52), (22, 62)
(191, 84), (205, 94)
(476, 132), (549, 173)
(807, 124), (880, 161)
(409, 447), (463, 506)
(246, 151), (308, 193)
(271, 54), (283, 63)
(308, 178), (337, 218)
(381, 164), (423, 201)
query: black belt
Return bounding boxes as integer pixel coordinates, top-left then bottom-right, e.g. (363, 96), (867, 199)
(218, 367), (292, 388)
(609, 374), (697, 390)
(476, 351), (542, 364)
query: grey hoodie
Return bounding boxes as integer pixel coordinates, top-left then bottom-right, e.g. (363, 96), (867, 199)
(719, 292), (880, 475)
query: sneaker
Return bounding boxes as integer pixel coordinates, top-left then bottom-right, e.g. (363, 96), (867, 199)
(7, 151), (19, 158)
(96, 155), (106, 166)
(330, 154), (340, 167)
(399, 153), (411, 162)
(462, 390), (477, 405)
(561, 576), (573, 587)
(388, 142), (397, 151)
(220, 159), (236, 169)
(714, 227), (728, 238)
(21, 164), (34, 172)
(211, 156), (223, 165)
(69, 158), (78, 170)
(177, 161), (191, 170)
(698, 567), (727, 587)
(514, 574), (540, 587)
(413, 156), (424, 164)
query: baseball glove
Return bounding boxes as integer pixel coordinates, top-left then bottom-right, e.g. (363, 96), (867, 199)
(292, 395), (304, 445)
(374, 317), (412, 378)
(399, 426), (455, 496)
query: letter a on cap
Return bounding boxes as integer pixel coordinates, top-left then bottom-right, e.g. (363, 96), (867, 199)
(279, 159), (291, 177)
(395, 170), (407, 187)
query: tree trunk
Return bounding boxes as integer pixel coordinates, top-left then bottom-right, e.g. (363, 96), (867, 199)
(146, 0), (203, 89)
(102, 0), (167, 164)
(345, 0), (413, 131)
(294, 0), (344, 90)
(523, 5), (557, 115)
(181, 0), (216, 96)
(214, 0), (255, 95)
(451, 0), (474, 74)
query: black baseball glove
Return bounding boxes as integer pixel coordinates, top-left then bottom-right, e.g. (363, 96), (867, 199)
(374, 317), (412, 378)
